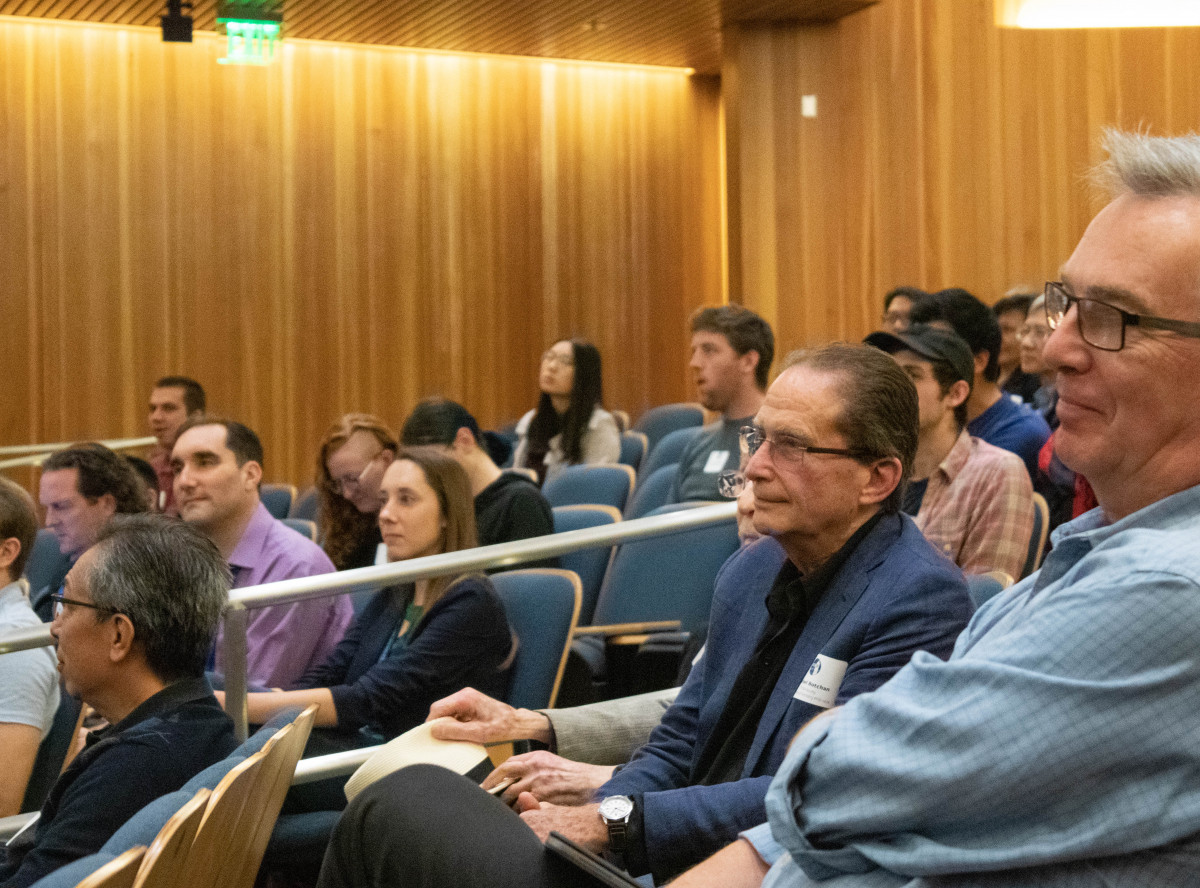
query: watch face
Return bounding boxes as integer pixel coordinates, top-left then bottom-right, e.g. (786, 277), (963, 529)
(599, 795), (634, 821)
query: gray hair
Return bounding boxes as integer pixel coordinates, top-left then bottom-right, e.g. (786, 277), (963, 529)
(779, 343), (918, 515)
(1094, 129), (1200, 199)
(88, 514), (231, 682)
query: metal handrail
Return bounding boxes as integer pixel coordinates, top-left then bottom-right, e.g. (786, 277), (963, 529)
(0, 501), (737, 740)
(0, 436), (158, 470)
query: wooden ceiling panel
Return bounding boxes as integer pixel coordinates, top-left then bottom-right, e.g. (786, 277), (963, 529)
(0, 0), (878, 72)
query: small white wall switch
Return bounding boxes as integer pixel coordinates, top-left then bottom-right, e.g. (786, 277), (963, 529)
(801, 95), (818, 118)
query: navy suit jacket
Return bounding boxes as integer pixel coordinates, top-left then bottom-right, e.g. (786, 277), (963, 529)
(599, 512), (973, 881)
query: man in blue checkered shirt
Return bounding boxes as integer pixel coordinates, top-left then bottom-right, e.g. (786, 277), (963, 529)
(673, 130), (1200, 888)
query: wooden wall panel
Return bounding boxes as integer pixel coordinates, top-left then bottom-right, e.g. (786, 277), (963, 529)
(0, 20), (724, 486)
(724, 0), (1200, 358)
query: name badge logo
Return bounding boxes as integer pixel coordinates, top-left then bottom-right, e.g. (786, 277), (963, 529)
(794, 654), (848, 709)
(703, 450), (730, 474)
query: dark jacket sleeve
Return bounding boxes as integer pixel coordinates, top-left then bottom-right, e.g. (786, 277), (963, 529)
(291, 591), (387, 690)
(328, 578), (512, 738)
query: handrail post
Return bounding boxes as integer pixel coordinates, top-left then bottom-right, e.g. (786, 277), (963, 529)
(223, 603), (250, 742)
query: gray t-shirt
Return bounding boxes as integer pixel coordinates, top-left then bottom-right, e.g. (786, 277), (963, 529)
(0, 580), (59, 735)
(671, 417), (750, 502)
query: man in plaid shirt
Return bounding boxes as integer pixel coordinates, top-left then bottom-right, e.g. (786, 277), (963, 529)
(866, 324), (1034, 579)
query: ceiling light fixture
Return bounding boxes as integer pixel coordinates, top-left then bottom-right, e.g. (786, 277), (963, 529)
(997, 0), (1200, 28)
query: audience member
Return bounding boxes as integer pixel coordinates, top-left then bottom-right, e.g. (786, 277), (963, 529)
(993, 291), (1043, 403)
(316, 414), (397, 570)
(0, 515), (236, 888)
(227, 448), (512, 757)
(660, 127), (1200, 888)
(911, 287), (1050, 475)
(1018, 294), (1057, 426)
(402, 399), (556, 565)
(0, 478), (58, 817)
(145, 376), (205, 515)
(866, 324), (1033, 577)
(316, 343), (973, 887)
(513, 339), (620, 484)
(123, 455), (160, 512)
(879, 286), (923, 332)
(172, 417), (351, 689)
(672, 306), (773, 502)
(33, 444), (148, 621)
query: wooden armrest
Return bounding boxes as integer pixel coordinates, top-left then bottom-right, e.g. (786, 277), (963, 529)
(608, 634), (653, 646)
(572, 621), (681, 637)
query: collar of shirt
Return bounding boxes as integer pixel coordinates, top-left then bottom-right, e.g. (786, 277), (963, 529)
(0, 580), (26, 607)
(764, 512), (884, 627)
(86, 675), (217, 749)
(934, 428), (974, 485)
(227, 501), (276, 576)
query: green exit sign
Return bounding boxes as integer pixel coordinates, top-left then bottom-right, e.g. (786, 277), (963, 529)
(218, 19), (282, 65)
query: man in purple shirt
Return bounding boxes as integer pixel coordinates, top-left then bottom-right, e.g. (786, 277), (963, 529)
(172, 417), (352, 689)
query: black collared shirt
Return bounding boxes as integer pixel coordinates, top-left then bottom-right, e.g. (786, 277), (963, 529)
(691, 513), (883, 787)
(0, 676), (236, 888)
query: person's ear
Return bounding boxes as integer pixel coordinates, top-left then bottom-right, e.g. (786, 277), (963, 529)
(944, 379), (971, 410)
(97, 492), (118, 519)
(738, 349), (761, 378)
(859, 457), (903, 507)
(0, 537), (20, 577)
(243, 460), (264, 489)
(972, 350), (989, 378)
(108, 613), (137, 664)
(453, 427), (476, 452)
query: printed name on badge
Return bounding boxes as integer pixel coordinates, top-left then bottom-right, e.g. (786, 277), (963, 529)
(703, 450), (730, 474)
(794, 654), (849, 709)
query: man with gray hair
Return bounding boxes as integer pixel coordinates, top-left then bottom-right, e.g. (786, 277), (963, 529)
(0, 515), (237, 888)
(668, 130), (1200, 887)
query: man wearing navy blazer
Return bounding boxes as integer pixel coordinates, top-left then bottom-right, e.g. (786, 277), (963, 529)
(315, 343), (973, 888)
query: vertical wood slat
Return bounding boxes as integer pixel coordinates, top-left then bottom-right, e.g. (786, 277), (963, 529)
(724, 0), (1200, 359)
(0, 19), (723, 486)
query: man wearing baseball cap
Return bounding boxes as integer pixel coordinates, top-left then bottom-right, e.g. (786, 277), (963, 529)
(866, 324), (1034, 579)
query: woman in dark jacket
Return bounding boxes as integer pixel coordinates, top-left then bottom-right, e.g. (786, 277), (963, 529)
(235, 447), (513, 750)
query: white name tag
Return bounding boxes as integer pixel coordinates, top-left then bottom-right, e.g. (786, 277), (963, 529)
(793, 654), (849, 709)
(703, 450), (730, 473)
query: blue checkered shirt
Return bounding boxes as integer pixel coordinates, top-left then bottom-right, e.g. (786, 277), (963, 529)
(744, 482), (1200, 887)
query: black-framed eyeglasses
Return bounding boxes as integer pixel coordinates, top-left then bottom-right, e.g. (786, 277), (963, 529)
(739, 425), (866, 467)
(1044, 281), (1200, 352)
(50, 593), (115, 620)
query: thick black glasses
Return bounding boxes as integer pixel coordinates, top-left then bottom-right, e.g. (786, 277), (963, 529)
(50, 593), (115, 620)
(739, 426), (865, 467)
(1044, 281), (1200, 352)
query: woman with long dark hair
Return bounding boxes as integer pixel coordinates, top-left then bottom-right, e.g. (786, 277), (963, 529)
(513, 338), (620, 484)
(316, 414), (397, 570)
(232, 447), (513, 751)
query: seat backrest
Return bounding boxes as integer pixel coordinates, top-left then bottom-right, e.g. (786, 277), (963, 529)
(75, 846), (148, 888)
(490, 569), (582, 710)
(624, 464), (680, 520)
(640, 426), (703, 480)
(259, 484), (297, 520)
(280, 519), (317, 542)
(552, 506), (620, 624)
(288, 487), (319, 522)
(592, 504), (739, 635)
(617, 431), (648, 474)
(1023, 492), (1051, 578)
(633, 403), (705, 454)
(175, 738), (273, 888)
(131, 788), (211, 888)
(541, 464), (635, 512)
(21, 690), (83, 812)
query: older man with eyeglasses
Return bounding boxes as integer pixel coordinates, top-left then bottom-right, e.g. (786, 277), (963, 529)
(0, 515), (237, 888)
(312, 343), (973, 888)
(663, 129), (1200, 888)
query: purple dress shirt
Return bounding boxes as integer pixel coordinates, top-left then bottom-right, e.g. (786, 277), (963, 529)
(214, 502), (352, 689)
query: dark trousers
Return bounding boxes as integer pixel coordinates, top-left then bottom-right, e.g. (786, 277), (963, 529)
(316, 764), (603, 888)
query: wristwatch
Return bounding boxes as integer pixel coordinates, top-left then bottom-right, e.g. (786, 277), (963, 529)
(597, 794), (634, 857)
